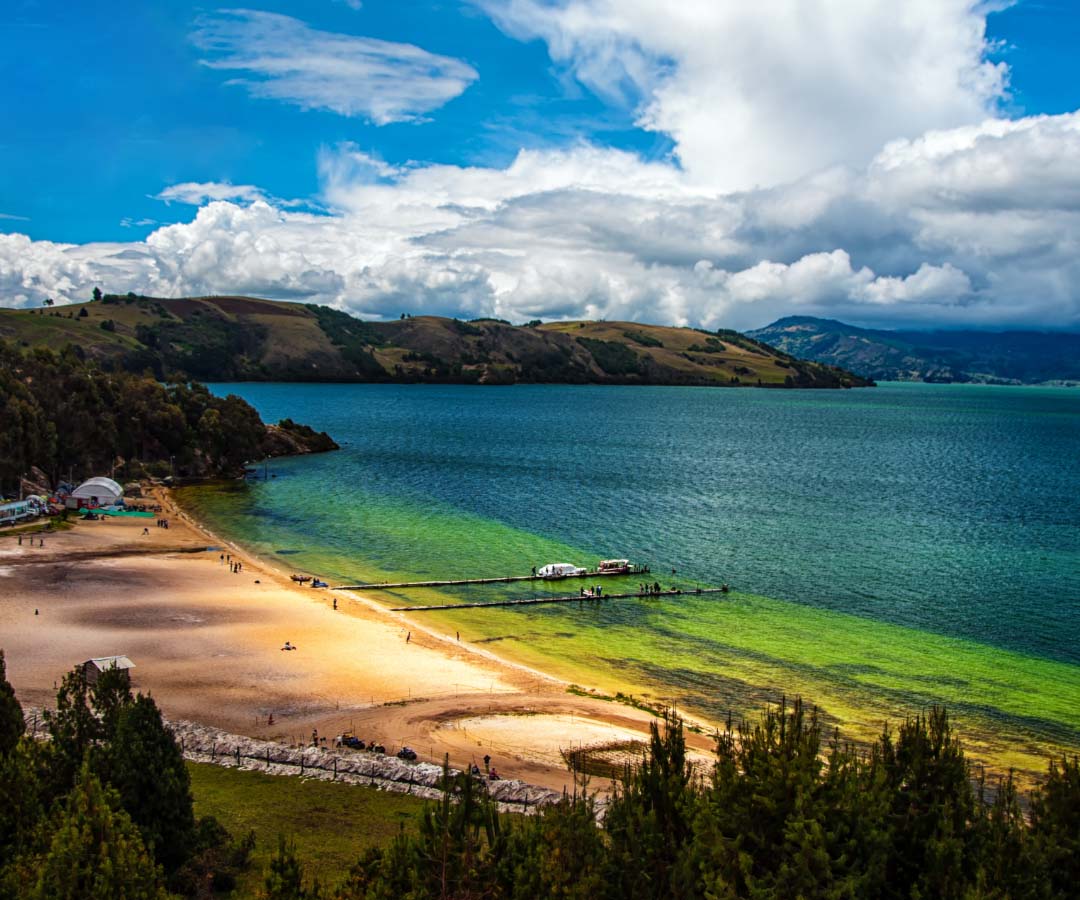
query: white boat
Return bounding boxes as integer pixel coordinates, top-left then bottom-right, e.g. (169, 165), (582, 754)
(537, 562), (587, 579)
(598, 558), (631, 573)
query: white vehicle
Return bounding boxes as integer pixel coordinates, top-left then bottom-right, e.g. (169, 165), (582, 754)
(537, 562), (587, 579)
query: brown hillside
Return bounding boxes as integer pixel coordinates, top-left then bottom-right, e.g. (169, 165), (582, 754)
(0, 296), (872, 388)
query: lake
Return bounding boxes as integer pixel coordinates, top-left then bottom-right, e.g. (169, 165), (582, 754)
(182, 382), (1080, 773)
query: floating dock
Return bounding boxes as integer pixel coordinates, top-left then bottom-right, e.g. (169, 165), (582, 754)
(390, 587), (728, 612)
(334, 567), (650, 592)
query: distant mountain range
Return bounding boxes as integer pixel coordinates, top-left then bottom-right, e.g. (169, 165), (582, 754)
(749, 317), (1080, 385)
(0, 295), (871, 388)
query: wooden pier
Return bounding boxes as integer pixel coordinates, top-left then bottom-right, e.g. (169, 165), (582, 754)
(390, 587), (728, 612)
(334, 567), (650, 592)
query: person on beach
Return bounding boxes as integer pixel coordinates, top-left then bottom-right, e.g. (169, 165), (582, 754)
(406, 632), (411, 644)
(333, 598), (338, 610)
(483, 753), (490, 771)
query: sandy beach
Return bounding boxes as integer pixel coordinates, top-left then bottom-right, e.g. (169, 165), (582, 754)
(0, 493), (714, 792)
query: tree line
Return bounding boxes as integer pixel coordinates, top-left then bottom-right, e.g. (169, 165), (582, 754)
(2, 653), (1077, 899)
(0, 650), (253, 898)
(0, 340), (334, 495)
(301, 702), (1078, 900)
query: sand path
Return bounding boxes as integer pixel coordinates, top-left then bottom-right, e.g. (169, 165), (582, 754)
(0, 493), (715, 792)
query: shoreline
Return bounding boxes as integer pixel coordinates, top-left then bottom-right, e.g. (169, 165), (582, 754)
(167, 490), (570, 694)
(0, 491), (716, 793)
(155, 487), (1080, 788)
(5, 484), (1073, 792)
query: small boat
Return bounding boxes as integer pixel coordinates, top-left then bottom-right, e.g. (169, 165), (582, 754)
(290, 574), (311, 584)
(598, 558), (632, 574)
(537, 562), (587, 579)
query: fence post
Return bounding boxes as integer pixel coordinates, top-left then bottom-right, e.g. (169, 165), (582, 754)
(236, 746), (241, 766)
(266, 748), (270, 769)
(211, 742), (215, 762)
(333, 758), (338, 780)
(300, 755), (304, 776)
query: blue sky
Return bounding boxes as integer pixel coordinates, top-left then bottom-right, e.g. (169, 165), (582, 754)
(3, 1), (1080, 329)
(2, 1), (668, 243)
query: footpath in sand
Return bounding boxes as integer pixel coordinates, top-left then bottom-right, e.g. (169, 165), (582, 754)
(0, 496), (715, 793)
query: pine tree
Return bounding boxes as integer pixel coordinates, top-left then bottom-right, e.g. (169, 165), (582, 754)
(605, 709), (696, 900)
(0, 741), (47, 896)
(501, 794), (608, 900)
(0, 651), (24, 756)
(879, 706), (975, 900)
(31, 762), (167, 900)
(1029, 755), (1080, 900)
(97, 693), (196, 874)
(263, 836), (320, 899)
(90, 664), (133, 742)
(43, 666), (100, 794)
(335, 830), (424, 900)
(414, 760), (503, 898)
(968, 770), (1044, 900)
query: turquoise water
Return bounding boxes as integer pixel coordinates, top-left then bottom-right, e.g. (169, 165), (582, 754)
(184, 382), (1080, 770)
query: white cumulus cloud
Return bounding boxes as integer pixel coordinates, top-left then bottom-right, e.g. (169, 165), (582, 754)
(4, 1), (1079, 333)
(3, 110), (1080, 329)
(480, 0), (1009, 192)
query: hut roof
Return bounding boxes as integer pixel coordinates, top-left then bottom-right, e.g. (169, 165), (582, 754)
(84, 655), (135, 672)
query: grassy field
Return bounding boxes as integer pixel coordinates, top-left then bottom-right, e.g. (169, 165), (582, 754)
(187, 761), (428, 896)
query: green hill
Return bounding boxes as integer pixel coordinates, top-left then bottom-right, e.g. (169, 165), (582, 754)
(0, 295), (872, 388)
(750, 316), (1080, 384)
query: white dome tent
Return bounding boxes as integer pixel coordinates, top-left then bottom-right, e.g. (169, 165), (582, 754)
(70, 476), (124, 509)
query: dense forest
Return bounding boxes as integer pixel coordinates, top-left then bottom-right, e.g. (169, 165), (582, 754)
(2, 654), (1076, 900)
(0, 340), (337, 495)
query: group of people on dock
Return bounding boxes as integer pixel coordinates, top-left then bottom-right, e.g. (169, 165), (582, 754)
(639, 582), (664, 594)
(579, 585), (605, 598)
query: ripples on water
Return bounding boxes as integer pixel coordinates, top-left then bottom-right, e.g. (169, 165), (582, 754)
(185, 382), (1080, 768)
